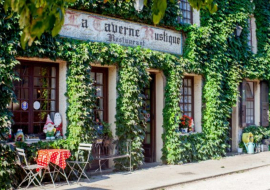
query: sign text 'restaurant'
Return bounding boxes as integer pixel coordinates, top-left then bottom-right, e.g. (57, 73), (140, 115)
(60, 10), (183, 55)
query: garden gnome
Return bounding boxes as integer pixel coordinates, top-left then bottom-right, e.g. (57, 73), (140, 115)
(54, 112), (63, 136)
(43, 115), (56, 140)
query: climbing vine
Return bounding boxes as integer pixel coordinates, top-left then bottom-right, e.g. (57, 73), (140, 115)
(1, 0), (270, 189)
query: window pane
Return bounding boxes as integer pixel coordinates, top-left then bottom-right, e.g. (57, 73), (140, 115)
(22, 77), (29, 88)
(91, 72), (95, 81)
(96, 73), (103, 84)
(146, 123), (151, 132)
(188, 96), (192, 103)
(21, 89), (29, 99)
(96, 98), (103, 109)
(34, 67), (41, 76)
(50, 67), (56, 77)
(21, 66), (29, 76)
(51, 78), (56, 88)
(97, 111), (103, 121)
(96, 86), (103, 97)
(184, 87), (188, 94)
(146, 134), (151, 144)
(188, 87), (192, 95)
(15, 89), (20, 99)
(188, 79), (191, 86)
(184, 79), (188, 86)
(180, 96), (183, 103)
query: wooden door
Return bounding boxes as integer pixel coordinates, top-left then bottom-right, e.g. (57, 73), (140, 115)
(260, 81), (269, 127)
(11, 61), (59, 138)
(90, 67), (109, 170)
(90, 67), (108, 123)
(143, 74), (156, 163)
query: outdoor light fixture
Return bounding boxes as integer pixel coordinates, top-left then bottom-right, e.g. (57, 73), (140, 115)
(134, 0), (144, 12)
(236, 25), (243, 37)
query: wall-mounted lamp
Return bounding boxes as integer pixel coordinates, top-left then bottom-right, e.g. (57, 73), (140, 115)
(236, 25), (243, 37)
(134, 0), (144, 12)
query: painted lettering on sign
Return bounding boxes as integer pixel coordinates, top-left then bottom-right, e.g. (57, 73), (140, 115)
(60, 10), (183, 55)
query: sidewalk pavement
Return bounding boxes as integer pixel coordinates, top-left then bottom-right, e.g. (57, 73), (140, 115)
(35, 152), (270, 190)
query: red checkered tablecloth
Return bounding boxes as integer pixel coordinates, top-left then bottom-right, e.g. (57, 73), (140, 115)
(37, 149), (71, 169)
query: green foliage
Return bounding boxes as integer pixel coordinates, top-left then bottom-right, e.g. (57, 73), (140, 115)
(242, 126), (270, 143)
(71, 0), (180, 27)
(1, 0), (270, 188)
(3, 0), (76, 49)
(0, 144), (15, 189)
(188, 0), (218, 14)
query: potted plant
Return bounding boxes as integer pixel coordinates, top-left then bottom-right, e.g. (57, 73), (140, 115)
(94, 119), (112, 145)
(179, 115), (192, 133)
(102, 122), (113, 147)
(238, 142), (244, 153)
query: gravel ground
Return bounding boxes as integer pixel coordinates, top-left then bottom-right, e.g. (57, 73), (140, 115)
(165, 166), (270, 190)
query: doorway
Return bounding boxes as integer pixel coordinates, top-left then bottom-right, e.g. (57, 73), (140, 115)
(90, 67), (109, 170)
(143, 74), (156, 163)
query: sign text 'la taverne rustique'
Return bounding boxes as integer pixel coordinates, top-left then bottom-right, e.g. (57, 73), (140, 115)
(60, 10), (183, 55)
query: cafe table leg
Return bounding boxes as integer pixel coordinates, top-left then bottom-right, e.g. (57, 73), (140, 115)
(50, 163), (70, 186)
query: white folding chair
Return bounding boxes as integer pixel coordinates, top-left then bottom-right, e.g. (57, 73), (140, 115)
(67, 143), (92, 183)
(16, 148), (55, 189)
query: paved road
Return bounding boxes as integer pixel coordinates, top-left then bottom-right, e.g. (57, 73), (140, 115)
(165, 166), (270, 190)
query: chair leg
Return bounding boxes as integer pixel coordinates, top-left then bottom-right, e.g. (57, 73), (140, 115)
(43, 166), (56, 188)
(17, 173), (31, 188)
(68, 162), (81, 181)
(25, 171), (42, 189)
(77, 163), (90, 183)
(99, 160), (102, 173)
(67, 162), (79, 179)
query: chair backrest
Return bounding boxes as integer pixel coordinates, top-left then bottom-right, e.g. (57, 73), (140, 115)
(16, 148), (28, 166)
(76, 143), (92, 162)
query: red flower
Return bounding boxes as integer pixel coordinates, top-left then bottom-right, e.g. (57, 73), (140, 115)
(179, 115), (193, 128)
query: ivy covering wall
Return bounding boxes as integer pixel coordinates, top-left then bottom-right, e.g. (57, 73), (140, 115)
(1, 0), (270, 188)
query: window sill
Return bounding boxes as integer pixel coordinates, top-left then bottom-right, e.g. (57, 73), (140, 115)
(7, 139), (56, 146)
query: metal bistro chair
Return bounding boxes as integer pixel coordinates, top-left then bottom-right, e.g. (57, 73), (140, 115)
(67, 143), (92, 183)
(15, 148), (55, 189)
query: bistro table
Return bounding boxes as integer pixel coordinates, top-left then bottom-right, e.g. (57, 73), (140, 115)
(37, 149), (71, 186)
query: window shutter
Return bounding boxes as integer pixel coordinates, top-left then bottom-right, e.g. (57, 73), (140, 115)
(240, 80), (247, 128)
(260, 81), (269, 127)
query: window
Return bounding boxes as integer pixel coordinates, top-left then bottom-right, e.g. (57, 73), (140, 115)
(91, 67), (108, 123)
(245, 82), (254, 125)
(180, 77), (194, 118)
(247, 18), (252, 50)
(10, 62), (59, 137)
(179, 0), (193, 24)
